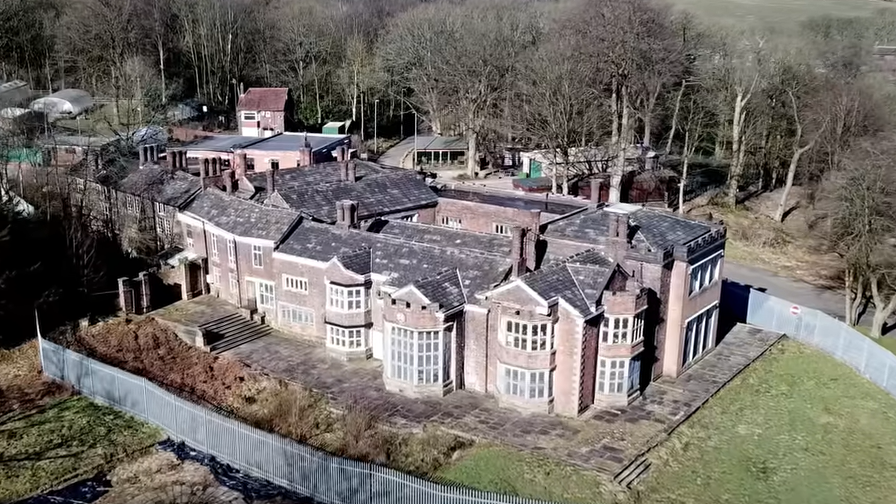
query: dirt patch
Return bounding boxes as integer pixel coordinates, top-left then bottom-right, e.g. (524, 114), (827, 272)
(57, 317), (248, 406)
(0, 341), (70, 418)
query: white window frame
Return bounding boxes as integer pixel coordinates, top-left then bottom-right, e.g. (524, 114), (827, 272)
(229, 272), (238, 294)
(209, 233), (219, 262)
(689, 252), (723, 296)
(251, 244), (264, 268)
(242, 111), (257, 122)
(492, 223), (512, 236)
(498, 363), (552, 400)
(400, 213), (419, 223)
(327, 325), (366, 350)
(154, 202), (165, 215)
(327, 284), (367, 312)
(387, 324), (447, 385)
(682, 303), (718, 368)
(125, 194), (140, 215)
(268, 158), (280, 171)
(185, 225), (194, 249)
(440, 216), (462, 229)
(280, 303), (314, 327)
(283, 275), (309, 293)
(256, 280), (275, 309)
(227, 239), (236, 268)
(502, 319), (553, 352)
(600, 310), (646, 345)
(597, 357), (634, 395)
(211, 266), (221, 285)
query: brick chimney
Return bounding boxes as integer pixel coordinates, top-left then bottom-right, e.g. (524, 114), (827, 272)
(527, 209), (540, 269)
(511, 226), (527, 278)
(223, 169), (234, 194)
(234, 151), (248, 179)
(298, 134), (312, 167)
(266, 166), (276, 195)
(342, 160), (356, 182)
(336, 145), (346, 162)
(607, 211), (630, 241)
(336, 200), (358, 228)
(590, 178), (602, 204)
(167, 150), (176, 172)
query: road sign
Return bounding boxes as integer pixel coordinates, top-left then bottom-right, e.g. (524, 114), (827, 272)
(790, 305), (801, 316)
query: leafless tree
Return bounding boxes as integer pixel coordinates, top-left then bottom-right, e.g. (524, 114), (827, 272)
(824, 139), (896, 334)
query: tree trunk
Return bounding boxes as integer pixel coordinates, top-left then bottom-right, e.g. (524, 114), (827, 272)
(679, 130), (690, 214)
(465, 128), (478, 178)
(666, 80), (686, 154)
(609, 86), (629, 204)
(643, 112), (652, 150)
(158, 40), (167, 103)
(725, 91), (746, 207)
(845, 268), (866, 326)
(870, 274), (896, 338)
(774, 141), (815, 223)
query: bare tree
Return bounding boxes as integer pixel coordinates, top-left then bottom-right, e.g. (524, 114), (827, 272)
(677, 89), (711, 213)
(825, 139), (896, 334)
(517, 33), (601, 194)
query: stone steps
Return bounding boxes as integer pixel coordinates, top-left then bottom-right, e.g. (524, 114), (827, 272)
(200, 314), (272, 354)
(614, 455), (651, 489)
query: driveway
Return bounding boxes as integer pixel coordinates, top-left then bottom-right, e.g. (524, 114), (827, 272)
(724, 261), (873, 326)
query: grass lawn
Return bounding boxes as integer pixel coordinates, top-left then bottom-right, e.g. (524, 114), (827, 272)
(638, 339), (896, 504)
(438, 445), (607, 504)
(666, 0), (896, 29)
(0, 396), (163, 502)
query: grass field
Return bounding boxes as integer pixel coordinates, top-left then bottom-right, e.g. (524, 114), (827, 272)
(667, 0), (896, 28)
(0, 397), (163, 502)
(442, 340), (896, 504)
(438, 446), (607, 504)
(638, 339), (896, 504)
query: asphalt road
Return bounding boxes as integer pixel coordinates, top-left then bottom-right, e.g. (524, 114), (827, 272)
(723, 261), (866, 325)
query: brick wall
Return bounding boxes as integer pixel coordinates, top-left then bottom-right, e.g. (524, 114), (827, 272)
(435, 198), (542, 235)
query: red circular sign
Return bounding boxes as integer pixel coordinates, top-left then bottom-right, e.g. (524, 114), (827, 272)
(790, 305), (801, 316)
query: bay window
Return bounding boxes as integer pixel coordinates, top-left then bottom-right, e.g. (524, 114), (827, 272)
(682, 304), (718, 367)
(327, 284), (367, 312)
(388, 325), (449, 385)
(600, 311), (645, 345)
(499, 364), (553, 400)
(503, 319), (553, 351)
(327, 325), (366, 349)
(597, 357), (640, 396)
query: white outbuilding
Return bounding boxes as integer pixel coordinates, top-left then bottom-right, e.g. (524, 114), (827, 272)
(29, 89), (94, 120)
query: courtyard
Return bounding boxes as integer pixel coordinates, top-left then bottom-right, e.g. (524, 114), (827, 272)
(151, 291), (782, 477)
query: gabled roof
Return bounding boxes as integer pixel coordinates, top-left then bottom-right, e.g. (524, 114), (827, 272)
(248, 163), (438, 222)
(238, 88), (288, 111)
(543, 204), (715, 252)
(484, 248), (617, 316)
(407, 268), (466, 311)
(183, 188), (298, 241)
(336, 248), (372, 276)
(278, 221), (511, 298)
(117, 167), (201, 208)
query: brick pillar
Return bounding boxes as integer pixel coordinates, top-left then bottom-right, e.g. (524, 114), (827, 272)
(118, 277), (134, 314)
(200, 258), (210, 295)
(181, 262), (193, 300)
(138, 271), (152, 313)
(178, 151), (187, 171)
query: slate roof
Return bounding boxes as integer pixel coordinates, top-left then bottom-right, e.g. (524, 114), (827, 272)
(410, 269), (466, 310)
(246, 133), (347, 153)
(436, 188), (585, 217)
(184, 189), (298, 241)
(248, 163), (438, 222)
(238, 88), (288, 111)
(117, 167), (201, 208)
(370, 219), (512, 255)
(278, 221), (511, 299)
(337, 248), (372, 276)
(511, 248), (616, 316)
(544, 204), (714, 252)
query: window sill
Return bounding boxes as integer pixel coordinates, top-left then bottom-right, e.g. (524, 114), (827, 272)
(594, 389), (640, 408)
(688, 280), (720, 298)
(496, 394), (554, 414)
(383, 376), (453, 397)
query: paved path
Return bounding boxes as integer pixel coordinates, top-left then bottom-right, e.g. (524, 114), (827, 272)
(224, 324), (781, 477)
(724, 261), (865, 324)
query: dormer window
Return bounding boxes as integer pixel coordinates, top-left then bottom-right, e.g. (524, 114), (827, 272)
(600, 311), (645, 345)
(503, 319), (553, 351)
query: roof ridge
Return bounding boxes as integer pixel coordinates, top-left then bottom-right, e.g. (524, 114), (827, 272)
(371, 230), (510, 260)
(563, 263), (591, 315)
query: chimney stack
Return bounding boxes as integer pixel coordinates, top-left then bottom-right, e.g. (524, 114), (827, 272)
(138, 146), (147, 167)
(151, 144), (159, 163)
(336, 145), (346, 162)
(526, 210), (540, 270)
(266, 167), (276, 195)
(336, 200), (358, 228)
(298, 134), (312, 167)
(223, 169), (234, 194)
(590, 178), (601, 204)
(234, 151), (248, 179)
(607, 212), (630, 241)
(345, 160), (356, 182)
(511, 226), (526, 278)
(167, 150), (176, 172)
